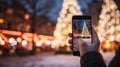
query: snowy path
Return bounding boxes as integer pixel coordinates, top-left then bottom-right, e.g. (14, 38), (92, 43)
(0, 52), (115, 67)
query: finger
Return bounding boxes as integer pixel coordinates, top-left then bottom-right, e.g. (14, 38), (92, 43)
(68, 39), (76, 50)
(68, 39), (72, 44)
(68, 33), (72, 37)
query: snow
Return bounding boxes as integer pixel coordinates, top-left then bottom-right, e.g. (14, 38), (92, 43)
(0, 51), (115, 67)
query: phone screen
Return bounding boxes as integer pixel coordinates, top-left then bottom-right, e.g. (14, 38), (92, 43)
(72, 16), (92, 56)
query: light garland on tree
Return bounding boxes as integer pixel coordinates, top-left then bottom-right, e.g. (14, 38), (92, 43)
(97, 0), (120, 42)
(52, 0), (82, 50)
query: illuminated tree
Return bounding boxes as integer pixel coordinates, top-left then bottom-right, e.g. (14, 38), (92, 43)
(97, 0), (120, 42)
(81, 22), (91, 38)
(53, 0), (82, 50)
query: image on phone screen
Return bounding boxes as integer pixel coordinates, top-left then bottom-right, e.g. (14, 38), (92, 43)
(73, 19), (92, 43)
(72, 16), (92, 56)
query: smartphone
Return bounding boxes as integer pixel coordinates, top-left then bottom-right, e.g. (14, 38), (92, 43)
(72, 15), (92, 56)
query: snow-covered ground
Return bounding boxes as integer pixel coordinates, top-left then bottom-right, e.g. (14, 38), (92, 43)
(0, 51), (115, 67)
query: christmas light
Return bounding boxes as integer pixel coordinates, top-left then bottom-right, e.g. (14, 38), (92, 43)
(0, 40), (5, 46)
(35, 41), (42, 47)
(53, 0), (82, 50)
(22, 40), (28, 47)
(0, 18), (4, 24)
(97, 0), (120, 51)
(16, 37), (22, 42)
(8, 37), (15, 44)
(8, 37), (17, 46)
(97, 0), (120, 42)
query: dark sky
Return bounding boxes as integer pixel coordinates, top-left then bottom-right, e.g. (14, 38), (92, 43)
(0, 0), (102, 22)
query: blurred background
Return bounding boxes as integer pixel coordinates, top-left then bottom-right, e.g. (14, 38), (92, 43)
(0, 0), (120, 67)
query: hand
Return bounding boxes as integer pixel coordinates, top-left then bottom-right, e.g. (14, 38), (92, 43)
(69, 28), (100, 57)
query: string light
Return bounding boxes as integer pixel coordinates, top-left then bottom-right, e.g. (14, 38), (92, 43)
(35, 41), (42, 47)
(8, 37), (17, 46)
(22, 40), (28, 47)
(0, 40), (5, 46)
(53, 0), (82, 50)
(97, 0), (120, 42)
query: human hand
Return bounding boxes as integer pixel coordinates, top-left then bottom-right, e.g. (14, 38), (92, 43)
(69, 28), (100, 57)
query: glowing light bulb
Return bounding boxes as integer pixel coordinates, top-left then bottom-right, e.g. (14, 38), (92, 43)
(0, 40), (5, 45)
(54, 0), (82, 48)
(22, 40), (28, 47)
(45, 40), (52, 46)
(110, 36), (114, 41)
(35, 41), (42, 47)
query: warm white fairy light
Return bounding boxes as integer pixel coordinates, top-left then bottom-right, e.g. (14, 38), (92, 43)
(0, 40), (5, 46)
(53, 0), (82, 50)
(97, 0), (120, 42)
(45, 40), (52, 46)
(0, 36), (5, 46)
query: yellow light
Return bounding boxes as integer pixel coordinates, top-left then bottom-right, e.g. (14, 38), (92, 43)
(105, 41), (111, 49)
(97, 0), (120, 42)
(54, 0), (82, 48)
(0, 40), (5, 45)
(110, 36), (114, 41)
(2, 30), (22, 36)
(0, 18), (4, 24)
(40, 39), (46, 44)
(16, 37), (22, 42)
